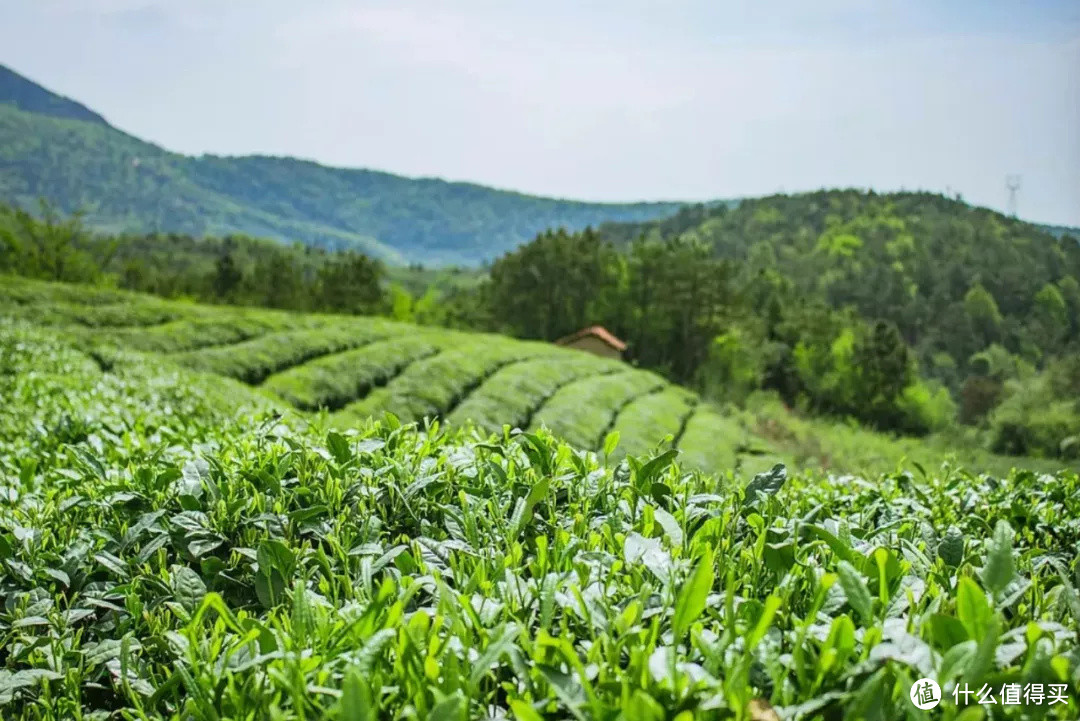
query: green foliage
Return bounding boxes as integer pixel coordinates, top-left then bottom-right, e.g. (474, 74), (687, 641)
(314, 252), (386, 315)
(623, 192), (1079, 389)
(334, 337), (567, 426)
(1, 201), (393, 315)
(0, 322), (1077, 718)
(989, 356), (1080, 459)
(0, 200), (102, 283)
(609, 386), (697, 458)
(698, 328), (766, 404)
(529, 369), (667, 449)
(487, 231), (732, 385)
(7, 185), (1076, 452)
(488, 227), (626, 342)
(5, 275), (1067, 476)
(262, 336), (447, 411)
(676, 406), (747, 472)
(735, 391), (1068, 477)
(895, 380), (958, 434)
(447, 354), (617, 432)
(964, 283), (1003, 339)
(174, 321), (395, 384)
(1035, 283), (1068, 327)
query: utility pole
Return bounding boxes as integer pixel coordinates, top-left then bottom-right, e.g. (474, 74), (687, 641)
(1005, 174), (1021, 217)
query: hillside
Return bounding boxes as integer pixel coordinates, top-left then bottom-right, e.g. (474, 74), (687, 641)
(2, 275), (1068, 477)
(2, 280), (1079, 719)
(584, 190), (1080, 417)
(0, 64), (684, 264)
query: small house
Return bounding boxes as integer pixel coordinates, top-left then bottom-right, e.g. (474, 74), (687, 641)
(554, 325), (626, 360)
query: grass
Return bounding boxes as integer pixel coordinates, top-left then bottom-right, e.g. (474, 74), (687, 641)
(736, 394), (1075, 478)
(0, 321), (1076, 718)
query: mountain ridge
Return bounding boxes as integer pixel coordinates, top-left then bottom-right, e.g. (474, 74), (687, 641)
(0, 64), (111, 127)
(0, 63), (686, 264)
(4, 63), (1076, 262)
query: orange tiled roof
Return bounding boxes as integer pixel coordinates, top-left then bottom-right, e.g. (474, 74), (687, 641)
(554, 325), (627, 352)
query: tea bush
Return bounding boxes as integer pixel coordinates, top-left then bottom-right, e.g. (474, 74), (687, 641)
(0, 324), (1077, 719)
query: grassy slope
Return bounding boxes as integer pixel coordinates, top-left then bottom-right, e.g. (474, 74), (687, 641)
(0, 317), (1077, 718)
(1, 276), (1069, 478)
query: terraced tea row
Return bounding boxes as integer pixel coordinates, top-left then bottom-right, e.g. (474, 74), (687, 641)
(112, 315), (313, 352)
(330, 335), (573, 425)
(530, 368), (668, 449)
(263, 335), (447, 411)
(609, 384), (698, 457)
(173, 320), (400, 384)
(446, 353), (618, 431)
(0, 277), (751, 466)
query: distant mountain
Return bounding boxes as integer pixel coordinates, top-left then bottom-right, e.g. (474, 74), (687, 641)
(0, 64), (685, 264)
(1038, 223), (1080, 241)
(0, 65), (110, 126)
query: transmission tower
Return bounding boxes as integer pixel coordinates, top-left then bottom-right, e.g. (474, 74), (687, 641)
(1005, 174), (1021, 217)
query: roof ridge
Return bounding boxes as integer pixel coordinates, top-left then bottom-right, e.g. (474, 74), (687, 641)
(554, 325), (627, 352)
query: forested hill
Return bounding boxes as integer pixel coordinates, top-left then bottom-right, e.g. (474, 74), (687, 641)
(597, 191), (1080, 373)
(0, 63), (683, 264)
(601, 190), (1080, 374)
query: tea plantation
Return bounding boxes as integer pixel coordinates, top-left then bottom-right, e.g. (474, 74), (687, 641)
(0, 278), (1078, 718)
(3, 277), (1067, 478)
(0, 277), (769, 469)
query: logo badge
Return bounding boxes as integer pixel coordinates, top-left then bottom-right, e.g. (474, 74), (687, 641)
(910, 678), (942, 710)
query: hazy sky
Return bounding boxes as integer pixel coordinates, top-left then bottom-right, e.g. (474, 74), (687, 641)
(2, 0), (1078, 225)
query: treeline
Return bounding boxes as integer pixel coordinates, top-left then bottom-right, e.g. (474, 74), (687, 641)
(0, 200), (488, 326)
(1, 201), (404, 317)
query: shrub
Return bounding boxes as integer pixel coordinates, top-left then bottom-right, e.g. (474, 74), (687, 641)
(896, 380), (957, 434)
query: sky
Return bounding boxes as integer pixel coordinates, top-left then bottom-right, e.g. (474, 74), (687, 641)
(2, 0), (1079, 225)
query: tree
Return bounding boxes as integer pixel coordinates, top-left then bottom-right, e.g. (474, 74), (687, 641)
(212, 252), (243, 301)
(963, 282), (1002, 345)
(316, 251), (385, 315)
(853, 320), (914, 422)
(1058, 276), (1080, 341)
(1032, 283), (1068, 349)
(488, 228), (622, 341)
(1, 200), (99, 283)
(253, 251), (307, 310)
